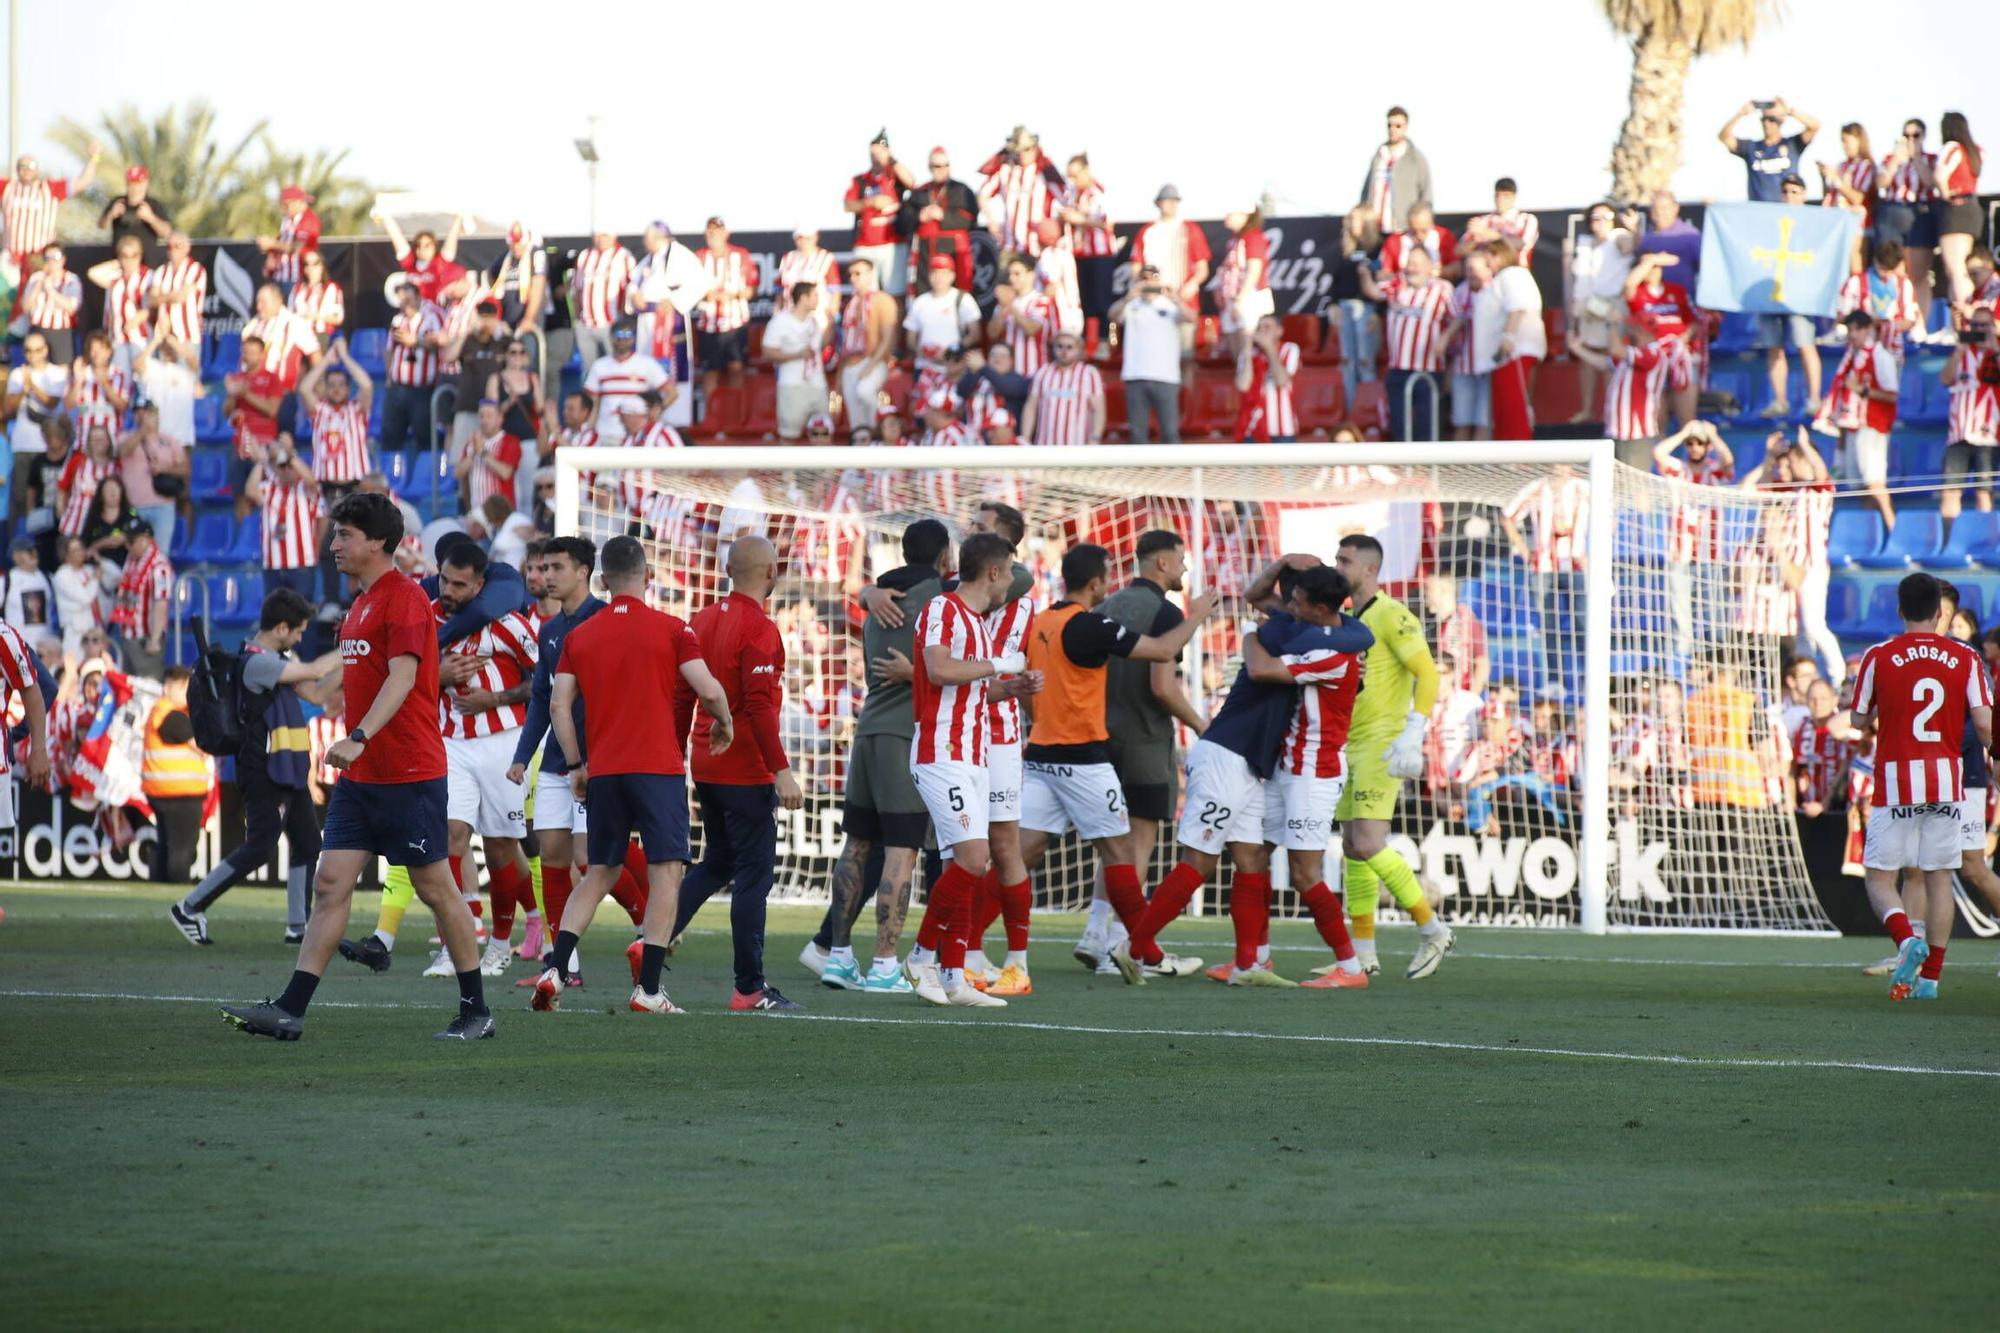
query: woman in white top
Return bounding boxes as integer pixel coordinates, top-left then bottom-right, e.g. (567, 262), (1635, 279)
(1566, 202), (1635, 422)
(52, 534), (104, 659)
(1473, 238), (1546, 441)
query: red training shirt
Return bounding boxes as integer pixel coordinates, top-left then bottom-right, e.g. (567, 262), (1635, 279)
(558, 593), (704, 777)
(689, 591), (789, 785)
(339, 568), (446, 784)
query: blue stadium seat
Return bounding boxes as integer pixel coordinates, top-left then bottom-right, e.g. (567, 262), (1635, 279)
(349, 328), (389, 377)
(1825, 581), (1866, 638)
(205, 331), (242, 379)
(215, 572), (264, 627)
(193, 395), (233, 445)
(368, 390), (384, 437)
(181, 512), (235, 563)
(226, 514), (262, 563)
(1893, 432), (1946, 485)
(1712, 315), (1760, 355)
(1614, 507), (1667, 565)
(1860, 584), (1905, 638)
(1918, 511), (2000, 570)
(1608, 652), (1652, 678)
(1826, 509), (1884, 568)
(1853, 511), (1941, 569)
(1954, 583), (1984, 629)
(1705, 364), (1756, 417)
(396, 450), (438, 502)
(190, 449), (229, 498)
(1464, 577), (1537, 634)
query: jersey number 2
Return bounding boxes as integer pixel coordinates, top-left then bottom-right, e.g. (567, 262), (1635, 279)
(1912, 677), (1945, 743)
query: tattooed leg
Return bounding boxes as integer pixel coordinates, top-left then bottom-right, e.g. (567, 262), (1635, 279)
(872, 846), (920, 958)
(826, 836), (876, 950)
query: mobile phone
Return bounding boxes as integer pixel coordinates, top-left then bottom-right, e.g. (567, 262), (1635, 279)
(1752, 99), (1774, 111)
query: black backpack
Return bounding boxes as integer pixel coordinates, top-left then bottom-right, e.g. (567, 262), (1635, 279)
(187, 617), (252, 757)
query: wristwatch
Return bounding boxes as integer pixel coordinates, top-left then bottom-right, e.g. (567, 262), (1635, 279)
(348, 727), (369, 744)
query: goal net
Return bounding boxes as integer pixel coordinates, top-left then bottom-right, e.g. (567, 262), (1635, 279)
(555, 443), (1833, 935)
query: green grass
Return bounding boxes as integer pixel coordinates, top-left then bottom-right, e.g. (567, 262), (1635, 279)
(4, 883), (1999, 1330)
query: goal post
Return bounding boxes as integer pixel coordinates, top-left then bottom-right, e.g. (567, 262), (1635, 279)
(555, 441), (1831, 937)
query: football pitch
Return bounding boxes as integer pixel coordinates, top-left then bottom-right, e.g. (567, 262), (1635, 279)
(4, 884), (1998, 1330)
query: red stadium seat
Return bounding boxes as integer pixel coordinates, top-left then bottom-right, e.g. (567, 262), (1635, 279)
(1184, 374), (1239, 438)
(1195, 314), (1229, 366)
(1313, 317), (1343, 366)
(746, 322), (767, 365)
(1532, 356), (1582, 425)
(1281, 314), (1323, 360)
(1102, 378), (1129, 440)
(1294, 366), (1346, 434)
(1349, 381), (1388, 432)
(690, 385), (743, 440)
(738, 373), (778, 438)
(1541, 307), (1566, 351)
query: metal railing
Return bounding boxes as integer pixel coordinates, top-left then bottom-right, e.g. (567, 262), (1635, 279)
(170, 573), (212, 666)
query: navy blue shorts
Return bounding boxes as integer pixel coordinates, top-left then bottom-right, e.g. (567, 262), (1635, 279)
(322, 776), (449, 866)
(586, 772), (690, 868)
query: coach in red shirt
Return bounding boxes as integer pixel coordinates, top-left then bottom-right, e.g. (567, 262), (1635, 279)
(540, 535), (734, 1015)
(222, 490), (492, 1042)
(665, 536), (806, 1010)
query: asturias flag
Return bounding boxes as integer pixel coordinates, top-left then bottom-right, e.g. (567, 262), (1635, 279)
(1695, 202), (1859, 317)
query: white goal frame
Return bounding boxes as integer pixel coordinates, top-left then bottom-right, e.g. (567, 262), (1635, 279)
(556, 440), (1621, 933)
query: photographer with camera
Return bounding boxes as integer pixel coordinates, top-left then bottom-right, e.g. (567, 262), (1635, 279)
(1942, 306), (2000, 539)
(1108, 264), (1187, 443)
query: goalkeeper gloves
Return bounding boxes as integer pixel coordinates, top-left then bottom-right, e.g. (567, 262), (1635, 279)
(991, 651), (1028, 675)
(1383, 710), (1428, 780)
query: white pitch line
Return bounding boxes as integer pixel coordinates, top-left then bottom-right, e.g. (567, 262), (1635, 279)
(2, 987), (1994, 1081)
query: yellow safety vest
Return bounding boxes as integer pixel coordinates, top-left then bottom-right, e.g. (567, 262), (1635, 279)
(142, 696), (211, 799)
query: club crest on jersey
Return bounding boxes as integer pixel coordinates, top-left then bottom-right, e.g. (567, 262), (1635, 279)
(959, 813), (971, 829)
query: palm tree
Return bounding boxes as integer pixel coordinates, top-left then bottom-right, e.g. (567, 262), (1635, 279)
(237, 137), (382, 236)
(48, 101), (266, 239)
(1602, 0), (1780, 201)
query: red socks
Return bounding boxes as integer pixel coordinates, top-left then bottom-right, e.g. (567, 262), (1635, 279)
(1920, 943), (1946, 980)
(489, 860), (523, 939)
(1229, 872), (1271, 970)
(1102, 862), (1149, 936)
(542, 863), (573, 936)
(449, 854), (466, 893)
(1131, 861), (1205, 965)
(970, 871), (1003, 953)
(1300, 881), (1356, 961)
(930, 862), (979, 969)
(915, 887), (945, 952)
(1883, 910), (1914, 945)
(608, 866), (648, 925)
(1000, 878), (1032, 952)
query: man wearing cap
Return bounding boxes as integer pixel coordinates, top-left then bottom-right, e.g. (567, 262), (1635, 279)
(443, 298), (511, 462)
(696, 217), (758, 394)
(582, 325), (669, 443)
(97, 164), (172, 265)
(764, 282), (829, 442)
(777, 226), (840, 315)
(569, 229), (635, 372)
(903, 255), (980, 382)
(117, 396), (189, 551)
(1130, 186), (1211, 385)
(900, 149), (980, 294)
(258, 185), (321, 292)
(109, 519), (172, 679)
(847, 131), (914, 301)
(2, 144), (101, 267)
(488, 222), (548, 345)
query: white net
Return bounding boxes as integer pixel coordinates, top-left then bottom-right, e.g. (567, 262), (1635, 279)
(559, 444), (1833, 934)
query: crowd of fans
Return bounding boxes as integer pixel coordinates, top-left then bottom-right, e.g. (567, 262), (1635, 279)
(0, 104), (1986, 871)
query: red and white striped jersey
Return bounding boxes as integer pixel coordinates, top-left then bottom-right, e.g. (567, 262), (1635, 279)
(1503, 473), (1589, 573)
(1837, 270), (1920, 360)
(103, 265), (151, 346)
(57, 453), (118, 537)
(1025, 361), (1104, 446)
(288, 280), (346, 339)
(571, 244), (636, 328)
(1129, 218), (1211, 292)
(1826, 341), (1899, 434)
(1378, 227), (1456, 275)
(1738, 544), (1798, 637)
(1002, 290), (1056, 377)
(1949, 348), (2000, 446)
(1761, 477), (1835, 569)
(1604, 341), (1669, 440)
(243, 308), (321, 385)
(911, 591), (995, 766)
(979, 162), (1060, 256)
(1380, 276), (1453, 371)
(258, 467), (322, 570)
(459, 431), (523, 514)
(1218, 229), (1272, 309)
(984, 593), (1038, 745)
(70, 363), (131, 435)
(388, 302), (444, 386)
(1278, 645), (1366, 779)
(1823, 156), (1877, 214)
(1853, 631), (1992, 806)
(695, 245), (757, 334)
(1065, 182), (1115, 258)
(21, 269), (82, 328)
(775, 248), (840, 311)
(1447, 280), (1479, 376)
(1792, 715), (1856, 806)
(268, 208), (321, 285)
(1657, 450), (1735, 562)
(1, 176), (69, 256)
(1034, 245), (1081, 327)
(621, 420), (686, 517)
(1437, 606), (1487, 692)
(436, 603), (540, 738)
(110, 543), (173, 638)
(1465, 208), (1540, 259)
(0, 620), (37, 769)
(1237, 341), (1301, 441)
(144, 258), (208, 343)
(309, 400), (371, 483)
(1878, 152), (1939, 203)
(918, 421), (978, 449)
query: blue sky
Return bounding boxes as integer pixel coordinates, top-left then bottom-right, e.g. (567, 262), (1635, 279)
(13, 0), (1993, 235)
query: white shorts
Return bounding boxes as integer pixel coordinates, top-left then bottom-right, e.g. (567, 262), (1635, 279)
(1959, 787), (1987, 853)
(913, 759), (989, 851)
(1022, 759), (1129, 842)
(1863, 802), (1962, 872)
(446, 731), (527, 838)
(1846, 428), (1889, 485)
(1222, 288), (1275, 335)
(533, 765), (589, 836)
(0, 772), (15, 830)
(1175, 739), (1267, 855)
(988, 742), (1022, 825)
(1262, 770), (1347, 851)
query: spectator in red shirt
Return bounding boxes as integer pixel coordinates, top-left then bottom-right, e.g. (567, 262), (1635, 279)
(377, 211), (466, 304)
(540, 535), (734, 1015)
(1623, 250), (1701, 430)
(257, 184), (321, 293)
(668, 535), (805, 1010)
(224, 335), (283, 517)
(1378, 202), (1459, 277)
(845, 130), (915, 303)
